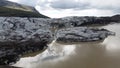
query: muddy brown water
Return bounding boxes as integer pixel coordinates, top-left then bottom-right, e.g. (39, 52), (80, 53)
(7, 23), (120, 68)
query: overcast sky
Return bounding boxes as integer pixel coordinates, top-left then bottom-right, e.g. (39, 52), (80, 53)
(8, 0), (120, 18)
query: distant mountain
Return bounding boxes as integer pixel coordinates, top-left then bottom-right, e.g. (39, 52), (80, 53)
(0, 0), (49, 18)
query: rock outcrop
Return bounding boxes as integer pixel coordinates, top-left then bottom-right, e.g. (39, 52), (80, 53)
(56, 27), (115, 43)
(50, 15), (120, 28)
(0, 17), (53, 65)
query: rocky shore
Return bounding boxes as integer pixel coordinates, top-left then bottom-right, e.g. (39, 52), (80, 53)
(0, 15), (119, 65)
(0, 65), (20, 68)
(0, 17), (53, 65)
(56, 27), (115, 43)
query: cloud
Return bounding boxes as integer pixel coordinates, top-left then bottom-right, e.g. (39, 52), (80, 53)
(36, 6), (114, 18)
(36, 0), (120, 18)
(8, 0), (120, 18)
(8, 0), (19, 2)
(49, 0), (90, 9)
(8, 0), (120, 11)
(8, 0), (39, 6)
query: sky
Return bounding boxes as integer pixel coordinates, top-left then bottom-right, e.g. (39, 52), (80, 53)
(8, 0), (120, 18)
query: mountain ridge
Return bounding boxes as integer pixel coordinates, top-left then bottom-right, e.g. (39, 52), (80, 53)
(0, 0), (49, 18)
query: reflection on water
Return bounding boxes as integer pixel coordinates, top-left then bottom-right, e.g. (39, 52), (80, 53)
(102, 24), (120, 57)
(13, 24), (120, 68)
(13, 40), (76, 68)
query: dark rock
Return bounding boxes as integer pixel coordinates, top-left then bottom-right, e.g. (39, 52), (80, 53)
(111, 15), (120, 22)
(0, 17), (53, 65)
(0, 65), (20, 68)
(48, 15), (120, 28)
(56, 27), (115, 43)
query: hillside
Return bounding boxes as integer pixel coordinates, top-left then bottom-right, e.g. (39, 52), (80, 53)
(0, 0), (48, 18)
